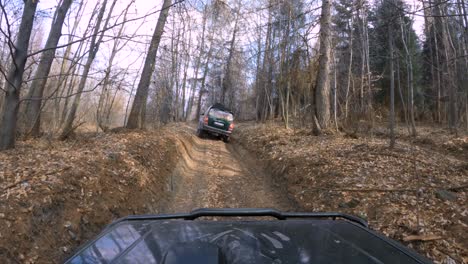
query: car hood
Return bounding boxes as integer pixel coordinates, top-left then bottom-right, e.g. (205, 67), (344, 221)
(65, 218), (430, 264)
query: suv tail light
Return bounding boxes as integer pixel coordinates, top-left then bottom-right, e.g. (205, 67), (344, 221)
(203, 116), (209, 125)
(229, 123), (234, 131)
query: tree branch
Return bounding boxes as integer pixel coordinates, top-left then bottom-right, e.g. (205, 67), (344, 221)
(26, 0), (186, 58)
(0, 64), (16, 91)
(0, 0), (18, 70)
(19, 75), (107, 103)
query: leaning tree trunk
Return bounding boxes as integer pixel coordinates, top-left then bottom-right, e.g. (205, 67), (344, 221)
(180, 40), (190, 121)
(23, 0), (73, 137)
(126, 0), (172, 129)
(0, 0), (38, 150)
(196, 44), (214, 118)
(314, 0), (333, 130)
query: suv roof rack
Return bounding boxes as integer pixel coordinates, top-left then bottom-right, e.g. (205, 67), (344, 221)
(211, 103), (233, 113)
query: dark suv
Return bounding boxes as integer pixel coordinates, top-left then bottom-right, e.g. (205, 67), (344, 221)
(197, 103), (234, 142)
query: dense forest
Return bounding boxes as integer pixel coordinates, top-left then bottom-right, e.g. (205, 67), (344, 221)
(0, 0), (467, 150)
(1, 1), (467, 263)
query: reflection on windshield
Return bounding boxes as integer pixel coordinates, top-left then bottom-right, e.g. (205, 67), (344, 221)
(67, 220), (425, 264)
(69, 223), (146, 264)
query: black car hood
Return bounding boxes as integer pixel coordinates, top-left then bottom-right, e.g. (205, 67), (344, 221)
(65, 218), (430, 264)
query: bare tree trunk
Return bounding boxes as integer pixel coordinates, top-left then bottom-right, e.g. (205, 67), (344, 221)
(185, 67), (198, 121)
(344, 11), (354, 119)
(254, 21), (263, 122)
(180, 14), (191, 121)
(332, 51), (338, 131)
(423, 1), (438, 123)
(431, 1), (444, 123)
(126, 0), (172, 129)
(433, 0), (457, 130)
(358, 7), (365, 111)
(180, 46), (190, 121)
(23, 0), (73, 137)
(441, 6), (458, 132)
(260, 9), (273, 122)
(396, 59), (410, 135)
(170, 17), (181, 122)
(314, 0), (333, 129)
(0, 11), (4, 110)
(104, 79), (122, 125)
(459, 0), (468, 130)
(399, 17), (417, 136)
(186, 10), (207, 122)
(196, 44), (214, 118)
(54, 1), (86, 128)
(466, 93), (468, 131)
(459, 0), (468, 61)
(285, 79), (290, 129)
(443, 9), (457, 130)
(434, 31), (442, 123)
(124, 58), (145, 126)
(363, 5), (374, 130)
(60, 66), (78, 125)
(0, 0), (38, 150)
(97, 2), (131, 131)
(60, 0), (117, 139)
(221, 14), (239, 105)
(389, 25), (396, 148)
(185, 55), (201, 121)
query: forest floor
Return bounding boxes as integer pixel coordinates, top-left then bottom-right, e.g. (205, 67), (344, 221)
(0, 128), (180, 263)
(0, 122), (466, 263)
(236, 122), (468, 264)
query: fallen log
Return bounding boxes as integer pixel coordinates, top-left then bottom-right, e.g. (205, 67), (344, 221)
(403, 234), (442, 242)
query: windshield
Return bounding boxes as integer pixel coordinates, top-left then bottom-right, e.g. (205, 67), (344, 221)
(209, 109), (234, 122)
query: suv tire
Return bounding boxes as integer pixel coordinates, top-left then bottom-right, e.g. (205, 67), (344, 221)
(196, 128), (205, 138)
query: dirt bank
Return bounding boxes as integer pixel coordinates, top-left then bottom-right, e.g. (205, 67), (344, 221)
(235, 122), (467, 264)
(0, 129), (179, 263)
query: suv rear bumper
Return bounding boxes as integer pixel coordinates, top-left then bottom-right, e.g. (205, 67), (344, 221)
(201, 124), (232, 136)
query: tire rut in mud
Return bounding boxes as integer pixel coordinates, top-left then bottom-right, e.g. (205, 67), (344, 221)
(159, 127), (296, 213)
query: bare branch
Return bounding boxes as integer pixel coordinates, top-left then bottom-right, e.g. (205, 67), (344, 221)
(26, 0), (186, 58)
(0, 0), (18, 69)
(0, 64), (15, 91)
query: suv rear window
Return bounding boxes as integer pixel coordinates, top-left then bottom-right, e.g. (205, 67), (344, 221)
(209, 109), (234, 121)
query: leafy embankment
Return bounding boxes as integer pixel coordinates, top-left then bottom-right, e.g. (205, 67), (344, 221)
(0, 129), (179, 264)
(236, 122), (467, 264)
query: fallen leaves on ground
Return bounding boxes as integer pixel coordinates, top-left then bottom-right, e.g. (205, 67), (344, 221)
(0, 129), (179, 263)
(236, 122), (467, 264)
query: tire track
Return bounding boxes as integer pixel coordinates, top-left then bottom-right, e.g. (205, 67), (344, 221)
(158, 125), (295, 213)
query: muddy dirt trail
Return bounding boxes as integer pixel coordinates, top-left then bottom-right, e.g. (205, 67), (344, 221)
(159, 125), (296, 213)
